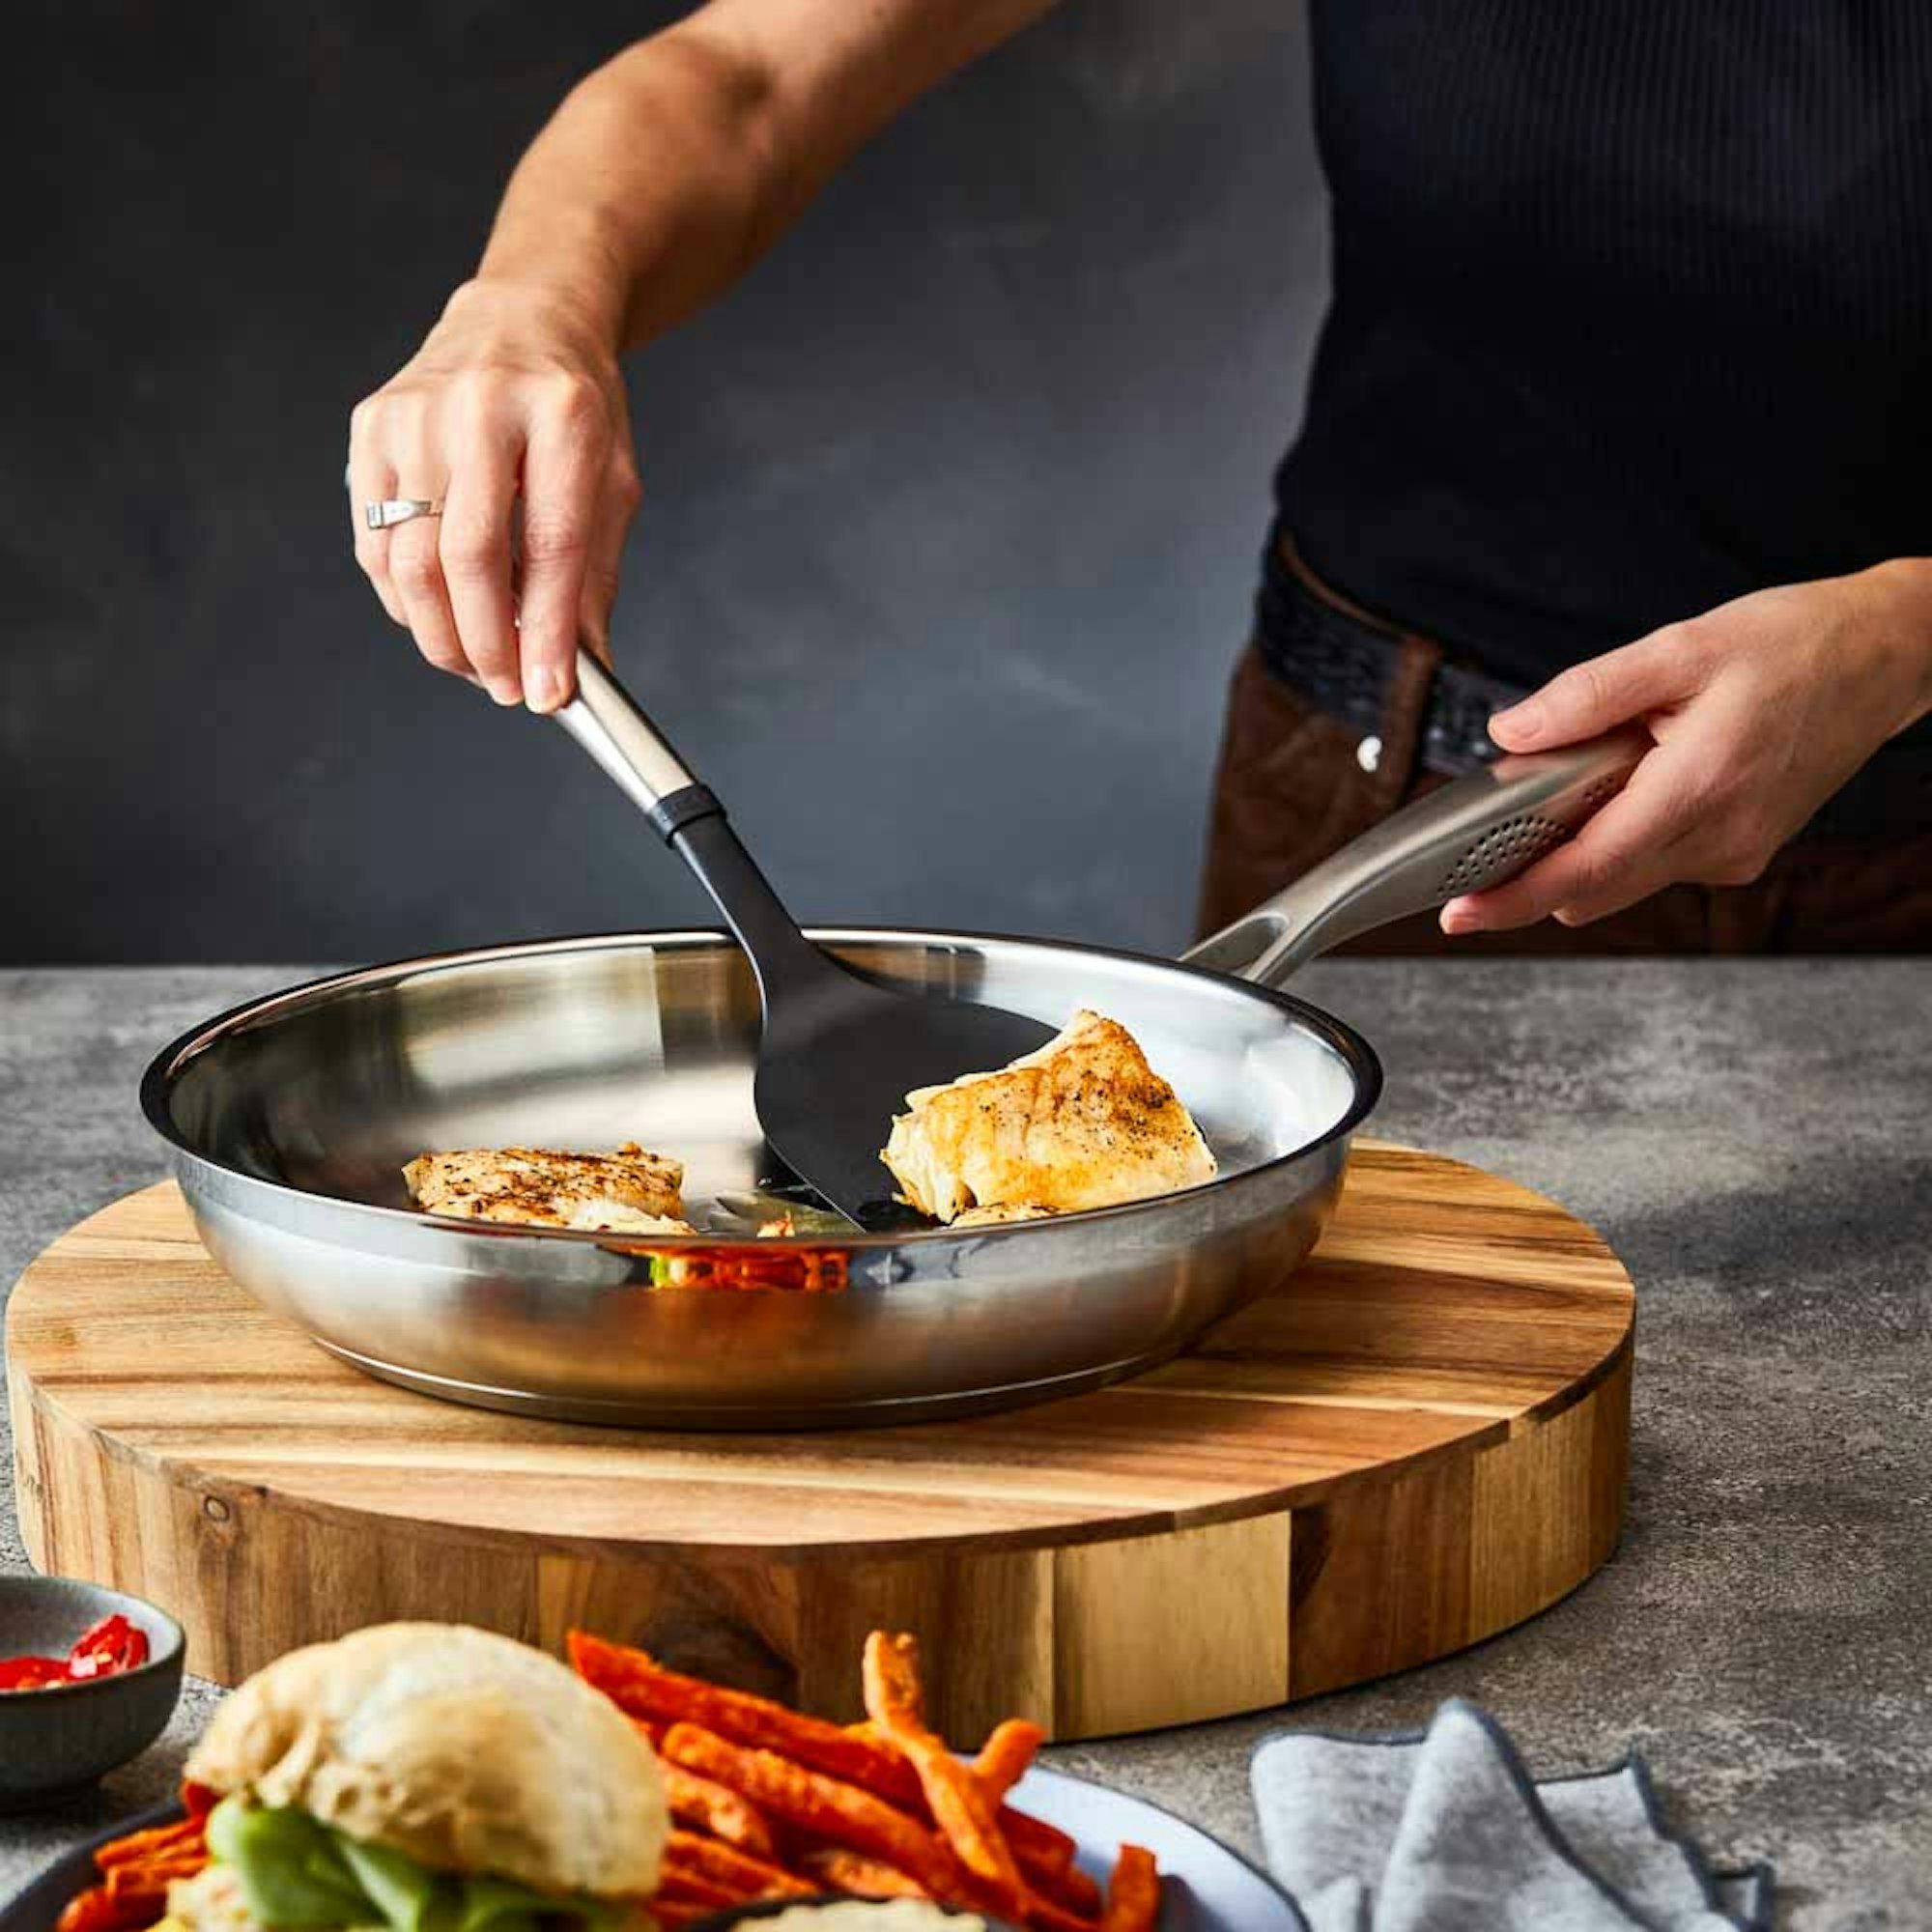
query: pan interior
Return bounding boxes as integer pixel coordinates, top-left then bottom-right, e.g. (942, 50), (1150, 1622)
(154, 932), (1366, 1224)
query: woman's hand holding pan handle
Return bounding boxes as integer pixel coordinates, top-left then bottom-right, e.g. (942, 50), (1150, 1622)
(1445, 565), (1932, 930)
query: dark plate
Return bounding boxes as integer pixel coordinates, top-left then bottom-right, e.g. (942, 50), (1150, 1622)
(1, 1770), (1303, 1932)
(1, 1803), (178, 1931)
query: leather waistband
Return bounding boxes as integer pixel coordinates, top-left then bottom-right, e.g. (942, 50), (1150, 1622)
(1254, 535), (1524, 776)
(1253, 531), (1932, 840)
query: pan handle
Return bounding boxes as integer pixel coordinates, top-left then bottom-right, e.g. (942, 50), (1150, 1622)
(1183, 727), (1650, 988)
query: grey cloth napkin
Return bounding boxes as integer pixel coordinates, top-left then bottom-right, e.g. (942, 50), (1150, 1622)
(1250, 1700), (1774, 1932)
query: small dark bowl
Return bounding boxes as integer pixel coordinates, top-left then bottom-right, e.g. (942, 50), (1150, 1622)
(0, 1577), (185, 1812)
(690, 1900), (1019, 1930)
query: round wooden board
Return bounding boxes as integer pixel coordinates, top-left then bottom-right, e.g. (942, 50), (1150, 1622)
(8, 1140), (1632, 1741)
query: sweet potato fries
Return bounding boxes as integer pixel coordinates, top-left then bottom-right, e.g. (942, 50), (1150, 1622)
(55, 1785), (217, 1932)
(571, 1627), (1156, 1929)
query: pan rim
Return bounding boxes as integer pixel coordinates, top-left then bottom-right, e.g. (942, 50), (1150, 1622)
(137, 924), (1383, 1249)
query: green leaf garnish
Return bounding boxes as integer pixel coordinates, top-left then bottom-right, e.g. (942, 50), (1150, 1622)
(205, 1801), (624, 1932)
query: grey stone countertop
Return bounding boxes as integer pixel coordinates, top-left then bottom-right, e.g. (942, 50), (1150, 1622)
(2, 962), (1928, 1927)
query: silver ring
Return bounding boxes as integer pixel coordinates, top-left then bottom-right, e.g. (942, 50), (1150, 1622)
(364, 497), (444, 530)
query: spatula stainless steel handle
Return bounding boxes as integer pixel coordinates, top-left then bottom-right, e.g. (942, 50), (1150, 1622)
(1184, 727), (1649, 988)
(552, 648), (703, 826)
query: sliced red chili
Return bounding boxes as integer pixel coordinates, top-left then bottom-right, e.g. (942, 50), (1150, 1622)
(0, 1654), (71, 1690)
(64, 1614), (149, 1679)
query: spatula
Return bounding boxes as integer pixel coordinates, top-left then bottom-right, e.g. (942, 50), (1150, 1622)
(553, 648), (1055, 1226)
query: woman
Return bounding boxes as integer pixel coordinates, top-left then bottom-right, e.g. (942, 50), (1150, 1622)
(347, 1), (1932, 951)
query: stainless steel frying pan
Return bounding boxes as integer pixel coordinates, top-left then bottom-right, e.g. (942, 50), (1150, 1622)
(141, 728), (1641, 1429)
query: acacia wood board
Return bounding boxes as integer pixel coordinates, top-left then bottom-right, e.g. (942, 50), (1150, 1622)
(8, 1139), (1633, 1740)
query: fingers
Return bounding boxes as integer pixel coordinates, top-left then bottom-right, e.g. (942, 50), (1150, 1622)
(388, 528), (467, 685)
(1441, 727), (1761, 932)
(1443, 740), (1700, 931)
(437, 420), (525, 704)
(1541, 832), (1699, 926)
(1437, 581), (1889, 935)
(352, 391), (473, 685)
(514, 379), (609, 713)
(576, 449), (642, 675)
(350, 280), (645, 698)
(383, 420), (469, 687)
(349, 327), (634, 704)
(1438, 786), (1658, 933)
(351, 376), (634, 708)
(346, 414), (407, 629)
(1488, 625), (1705, 753)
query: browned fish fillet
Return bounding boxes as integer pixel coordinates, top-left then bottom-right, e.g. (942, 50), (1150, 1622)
(951, 1203), (1057, 1228)
(402, 1141), (692, 1234)
(880, 1009), (1216, 1223)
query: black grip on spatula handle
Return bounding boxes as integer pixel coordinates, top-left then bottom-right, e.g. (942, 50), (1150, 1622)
(548, 644), (816, 980)
(646, 785), (725, 842)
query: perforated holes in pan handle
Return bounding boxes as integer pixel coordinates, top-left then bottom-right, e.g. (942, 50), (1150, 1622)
(1182, 729), (1650, 989)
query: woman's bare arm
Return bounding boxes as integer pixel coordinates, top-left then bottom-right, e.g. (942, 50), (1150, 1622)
(486, 0), (1058, 348)
(349, 0), (1058, 709)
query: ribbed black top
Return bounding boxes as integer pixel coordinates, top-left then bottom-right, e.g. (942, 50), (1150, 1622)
(1275, 3), (1932, 688)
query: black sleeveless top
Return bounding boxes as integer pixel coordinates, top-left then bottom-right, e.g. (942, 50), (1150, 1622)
(1274, 3), (1932, 690)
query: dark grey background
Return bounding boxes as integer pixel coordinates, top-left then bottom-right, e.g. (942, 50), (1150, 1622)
(8, 1), (1328, 964)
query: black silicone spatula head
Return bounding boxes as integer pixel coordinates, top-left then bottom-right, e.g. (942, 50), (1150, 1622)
(672, 810), (1053, 1223)
(554, 651), (1054, 1226)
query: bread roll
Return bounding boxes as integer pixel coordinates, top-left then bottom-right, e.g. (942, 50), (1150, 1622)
(186, 1623), (665, 1901)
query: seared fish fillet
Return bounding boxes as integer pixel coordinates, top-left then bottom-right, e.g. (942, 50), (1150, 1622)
(880, 1009), (1216, 1223)
(952, 1202), (1056, 1229)
(403, 1142), (693, 1235)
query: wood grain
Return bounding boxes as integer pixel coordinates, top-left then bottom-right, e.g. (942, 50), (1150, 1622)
(7, 1140), (1634, 1739)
